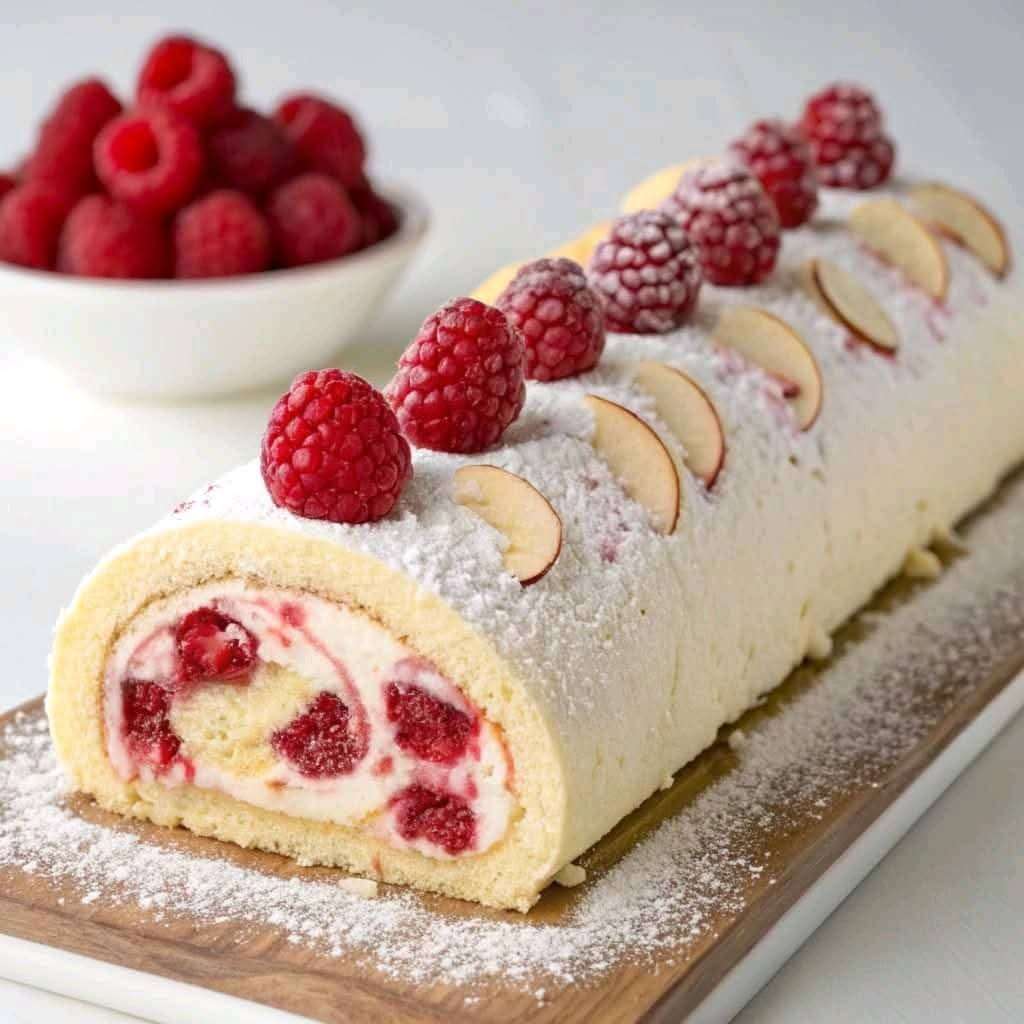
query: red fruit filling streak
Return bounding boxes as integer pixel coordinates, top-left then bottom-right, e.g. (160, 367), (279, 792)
(119, 603), (483, 853)
(390, 784), (477, 856)
(385, 682), (475, 764)
(121, 678), (180, 769)
(270, 691), (369, 778)
(174, 607), (258, 684)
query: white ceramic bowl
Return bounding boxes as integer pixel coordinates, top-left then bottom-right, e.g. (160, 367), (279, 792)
(0, 182), (428, 400)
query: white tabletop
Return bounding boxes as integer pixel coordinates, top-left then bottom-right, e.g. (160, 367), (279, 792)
(1, 2), (1022, 1021)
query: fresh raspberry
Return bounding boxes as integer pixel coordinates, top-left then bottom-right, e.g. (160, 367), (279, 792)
(274, 93), (366, 188)
(587, 211), (702, 333)
(800, 83), (896, 189)
(58, 195), (169, 279)
(0, 182), (71, 270)
(271, 691), (368, 777)
(387, 298), (526, 453)
(349, 178), (399, 247)
(496, 257), (605, 380)
(173, 190), (271, 278)
(385, 682), (475, 764)
(390, 784), (476, 855)
(94, 107), (203, 216)
(729, 119), (819, 229)
(0, 173), (15, 203)
(137, 35), (236, 127)
(25, 78), (122, 198)
(662, 161), (781, 286)
(175, 607), (258, 684)
(206, 108), (296, 198)
(266, 173), (361, 267)
(261, 369), (412, 524)
(121, 679), (180, 770)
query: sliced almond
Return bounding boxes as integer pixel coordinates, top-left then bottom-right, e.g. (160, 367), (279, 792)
(848, 198), (949, 300)
(809, 258), (899, 353)
(910, 182), (1011, 278)
(583, 395), (681, 534)
(453, 466), (562, 585)
(714, 307), (823, 430)
(632, 361), (725, 487)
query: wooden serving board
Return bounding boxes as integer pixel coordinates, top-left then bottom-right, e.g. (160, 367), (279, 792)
(3, 476), (1024, 1024)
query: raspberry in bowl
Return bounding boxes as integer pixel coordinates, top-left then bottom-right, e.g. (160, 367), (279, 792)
(0, 34), (428, 399)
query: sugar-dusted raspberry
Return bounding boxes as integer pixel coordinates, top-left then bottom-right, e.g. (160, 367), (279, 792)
(206, 108), (296, 198)
(587, 211), (702, 334)
(261, 369), (412, 524)
(800, 83), (896, 190)
(121, 678), (180, 770)
(25, 78), (122, 199)
(173, 190), (271, 278)
(266, 173), (361, 267)
(810, 137), (895, 191)
(175, 606), (258, 684)
(137, 35), (236, 128)
(274, 93), (366, 188)
(662, 161), (781, 286)
(349, 178), (399, 247)
(385, 682), (475, 764)
(729, 119), (819, 229)
(802, 81), (883, 141)
(270, 691), (368, 777)
(94, 107), (203, 216)
(496, 257), (605, 380)
(58, 195), (168, 279)
(387, 297), (526, 453)
(0, 182), (71, 270)
(390, 783), (476, 855)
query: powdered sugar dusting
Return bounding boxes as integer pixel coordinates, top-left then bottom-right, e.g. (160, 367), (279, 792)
(5, 469), (1024, 996)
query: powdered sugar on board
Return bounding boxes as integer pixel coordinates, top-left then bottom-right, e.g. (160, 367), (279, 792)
(4, 470), (1024, 997)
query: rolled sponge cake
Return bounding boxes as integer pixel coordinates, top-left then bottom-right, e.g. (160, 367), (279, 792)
(48, 185), (1024, 911)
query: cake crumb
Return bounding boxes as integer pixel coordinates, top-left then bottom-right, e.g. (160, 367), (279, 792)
(805, 626), (833, 661)
(727, 729), (748, 751)
(659, 771), (675, 790)
(554, 863), (587, 888)
(338, 877), (379, 899)
(903, 547), (943, 580)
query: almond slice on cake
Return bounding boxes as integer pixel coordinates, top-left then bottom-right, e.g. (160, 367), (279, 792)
(454, 465), (562, 585)
(584, 394), (681, 533)
(806, 258), (899, 353)
(714, 307), (823, 430)
(909, 182), (1011, 278)
(848, 198), (949, 300)
(632, 361), (726, 487)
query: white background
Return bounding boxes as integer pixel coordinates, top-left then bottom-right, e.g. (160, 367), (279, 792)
(0, 1), (1022, 1021)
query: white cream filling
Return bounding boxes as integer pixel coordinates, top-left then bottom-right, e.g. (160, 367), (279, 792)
(104, 580), (515, 858)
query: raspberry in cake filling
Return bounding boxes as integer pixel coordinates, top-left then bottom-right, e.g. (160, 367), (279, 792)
(103, 580), (514, 858)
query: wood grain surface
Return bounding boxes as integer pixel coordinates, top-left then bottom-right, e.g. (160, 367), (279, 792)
(3, 482), (1024, 1024)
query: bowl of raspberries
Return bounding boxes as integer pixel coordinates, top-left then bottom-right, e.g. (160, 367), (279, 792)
(0, 34), (427, 399)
